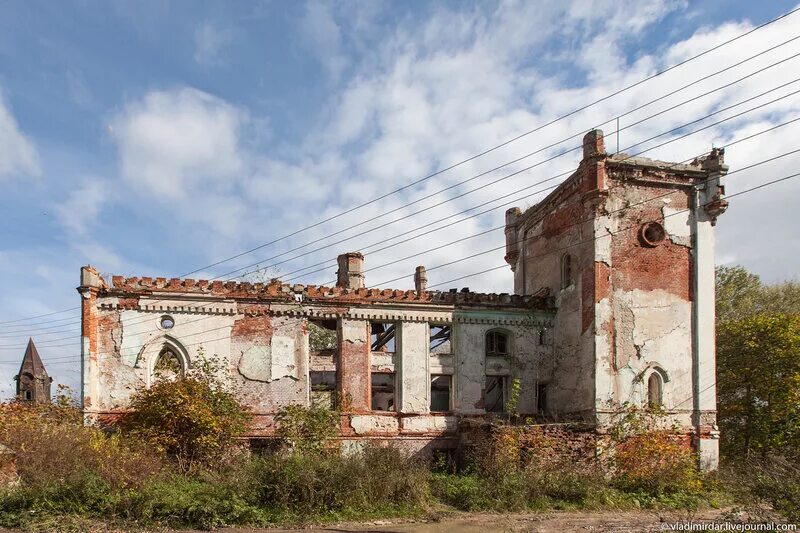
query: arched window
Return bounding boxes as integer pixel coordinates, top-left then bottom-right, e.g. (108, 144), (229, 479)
(486, 330), (510, 357)
(137, 335), (190, 386)
(153, 346), (184, 381)
(561, 253), (573, 289)
(647, 372), (663, 408)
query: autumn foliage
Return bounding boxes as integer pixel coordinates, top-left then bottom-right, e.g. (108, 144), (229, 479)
(119, 357), (249, 472)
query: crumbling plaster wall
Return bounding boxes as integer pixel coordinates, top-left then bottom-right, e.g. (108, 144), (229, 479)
(90, 297), (310, 422)
(516, 191), (598, 419)
(593, 175), (696, 428)
(453, 315), (545, 415)
(87, 284), (554, 441)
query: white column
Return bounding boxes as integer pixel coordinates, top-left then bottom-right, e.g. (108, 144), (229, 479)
(397, 321), (430, 413)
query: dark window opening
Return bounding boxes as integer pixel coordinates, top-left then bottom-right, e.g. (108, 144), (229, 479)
(23, 390), (32, 401)
(430, 325), (452, 354)
(537, 383), (548, 413)
(648, 372), (663, 408)
(310, 370), (337, 409)
(538, 328), (546, 346)
(371, 372), (395, 411)
(561, 253), (573, 289)
(309, 319), (338, 355)
(485, 376), (505, 413)
(370, 322), (396, 353)
(430, 375), (451, 412)
(486, 330), (509, 357)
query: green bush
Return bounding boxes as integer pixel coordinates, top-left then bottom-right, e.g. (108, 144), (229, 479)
(121, 475), (265, 529)
(119, 355), (249, 472)
(245, 445), (429, 517)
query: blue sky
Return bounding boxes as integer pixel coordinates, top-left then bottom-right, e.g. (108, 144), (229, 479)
(1, 0), (799, 397)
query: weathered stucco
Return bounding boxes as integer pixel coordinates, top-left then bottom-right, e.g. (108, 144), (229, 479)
(79, 130), (725, 469)
(504, 130), (726, 469)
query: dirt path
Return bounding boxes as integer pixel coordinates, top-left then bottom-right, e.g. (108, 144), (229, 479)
(208, 508), (731, 533)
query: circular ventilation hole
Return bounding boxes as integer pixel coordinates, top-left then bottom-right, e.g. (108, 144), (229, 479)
(640, 222), (666, 247)
(160, 315), (175, 329)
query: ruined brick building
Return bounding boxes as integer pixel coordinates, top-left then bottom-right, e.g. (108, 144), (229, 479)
(79, 130), (727, 469)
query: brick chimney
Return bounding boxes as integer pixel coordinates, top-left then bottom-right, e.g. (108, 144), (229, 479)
(582, 129), (605, 159)
(414, 265), (427, 294)
(336, 252), (365, 289)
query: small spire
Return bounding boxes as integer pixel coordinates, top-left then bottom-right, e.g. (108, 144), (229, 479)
(15, 338), (52, 403)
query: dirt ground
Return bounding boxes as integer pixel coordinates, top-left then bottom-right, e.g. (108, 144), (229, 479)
(200, 508), (733, 533)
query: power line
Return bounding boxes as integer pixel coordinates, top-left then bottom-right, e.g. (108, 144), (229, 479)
(4, 147), (796, 362)
(174, 6), (800, 278)
(228, 73), (800, 283)
(2, 11), (797, 327)
(425, 171), (800, 291)
(0, 307), (78, 326)
(285, 117), (800, 285)
(9, 51), (788, 342)
(371, 148), (800, 288)
(4, 91), (797, 352)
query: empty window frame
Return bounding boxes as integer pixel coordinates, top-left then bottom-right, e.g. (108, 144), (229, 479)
(486, 329), (510, 357)
(485, 375), (506, 413)
(308, 319), (338, 355)
(561, 253), (573, 289)
(429, 324), (452, 355)
(310, 370), (337, 409)
(371, 372), (395, 411)
(647, 372), (663, 408)
(23, 390), (32, 401)
(537, 383), (548, 413)
(430, 375), (452, 412)
(370, 322), (396, 353)
(153, 346), (183, 380)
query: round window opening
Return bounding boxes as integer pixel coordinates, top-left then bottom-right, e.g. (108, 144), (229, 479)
(640, 222), (666, 247)
(160, 315), (175, 330)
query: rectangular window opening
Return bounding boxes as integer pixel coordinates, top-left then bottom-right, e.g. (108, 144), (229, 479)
(485, 376), (506, 413)
(310, 370), (337, 409)
(486, 330), (509, 357)
(430, 375), (452, 412)
(537, 383), (548, 413)
(371, 372), (395, 411)
(370, 322), (396, 353)
(308, 319), (338, 356)
(429, 325), (452, 355)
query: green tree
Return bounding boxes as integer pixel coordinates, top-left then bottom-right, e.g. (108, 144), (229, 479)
(716, 266), (764, 321)
(717, 313), (800, 459)
(120, 353), (249, 472)
(716, 265), (800, 321)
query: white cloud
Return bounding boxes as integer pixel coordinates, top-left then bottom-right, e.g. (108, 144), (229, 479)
(54, 179), (109, 235)
(102, 2), (800, 294)
(298, 1), (349, 82)
(194, 22), (234, 67)
(0, 90), (41, 180)
(111, 88), (245, 198)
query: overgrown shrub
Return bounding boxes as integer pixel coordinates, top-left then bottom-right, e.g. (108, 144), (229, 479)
(119, 354), (249, 472)
(725, 457), (800, 522)
(274, 403), (339, 455)
(609, 405), (700, 496)
(245, 445), (429, 517)
(0, 399), (164, 530)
